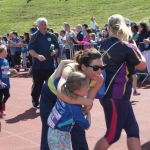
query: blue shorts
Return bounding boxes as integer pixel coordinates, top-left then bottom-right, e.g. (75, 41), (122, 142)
(100, 98), (139, 145)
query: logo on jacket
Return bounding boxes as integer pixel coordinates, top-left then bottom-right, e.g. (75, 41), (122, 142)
(47, 38), (51, 41)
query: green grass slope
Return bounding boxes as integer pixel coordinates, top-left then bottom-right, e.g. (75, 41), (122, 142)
(0, 0), (150, 35)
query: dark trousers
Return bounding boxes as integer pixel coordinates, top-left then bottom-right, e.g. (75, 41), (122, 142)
(11, 55), (15, 67)
(71, 124), (89, 150)
(31, 69), (55, 104)
(65, 49), (71, 59)
(0, 88), (10, 110)
(40, 81), (57, 150)
(14, 51), (21, 66)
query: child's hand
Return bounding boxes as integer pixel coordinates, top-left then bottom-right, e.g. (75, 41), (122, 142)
(15, 71), (19, 76)
(0, 82), (7, 88)
(82, 106), (88, 116)
(50, 50), (56, 56)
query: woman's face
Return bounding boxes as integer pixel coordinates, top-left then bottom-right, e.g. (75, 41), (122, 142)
(138, 25), (143, 33)
(131, 26), (135, 33)
(82, 58), (103, 81)
(86, 31), (89, 36)
(104, 31), (108, 37)
(24, 34), (26, 38)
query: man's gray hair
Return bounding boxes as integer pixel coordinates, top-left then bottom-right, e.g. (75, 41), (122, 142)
(76, 24), (82, 28)
(36, 17), (48, 26)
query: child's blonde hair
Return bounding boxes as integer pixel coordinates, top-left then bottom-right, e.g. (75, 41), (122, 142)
(0, 45), (7, 53)
(61, 72), (88, 99)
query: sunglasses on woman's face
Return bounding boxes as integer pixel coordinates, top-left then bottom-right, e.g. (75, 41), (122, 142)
(86, 64), (105, 71)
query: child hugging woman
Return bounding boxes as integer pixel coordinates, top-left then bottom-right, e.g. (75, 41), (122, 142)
(47, 64), (91, 150)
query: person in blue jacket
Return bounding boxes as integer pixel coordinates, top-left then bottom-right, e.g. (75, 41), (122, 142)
(47, 68), (91, 150)
(28, 17), (59, 109)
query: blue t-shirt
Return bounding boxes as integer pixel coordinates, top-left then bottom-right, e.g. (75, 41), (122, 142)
(21, 40), (28, 53)
(47, 77), (90, 132)
(13, 37), (22, 52)
(0, 59), (10, 89)
(28, 31), (59, 70)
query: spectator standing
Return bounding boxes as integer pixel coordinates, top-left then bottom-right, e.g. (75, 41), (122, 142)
(130, 24), (140, 95)
(90, 17), (97, 33)
(131, 24), (139, 42)
(59, 29), (66, 60)
(12, 31), (21, 69)
(31, 22), (38, 34)
(71, 24), (84, 51)
(75, 29), (92, 50)
(7, 32), (16, 67)
(82, 24), (88, 36)
(137, 22), (150, 72)
(28, 17), (59, 109)
(63, 23), (75, 59)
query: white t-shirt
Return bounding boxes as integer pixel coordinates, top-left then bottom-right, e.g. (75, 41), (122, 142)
(90, 21), (97, 30)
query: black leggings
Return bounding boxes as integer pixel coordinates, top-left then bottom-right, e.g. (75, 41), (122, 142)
(14, 51), (21, 65)
(0, 88), (10, 110)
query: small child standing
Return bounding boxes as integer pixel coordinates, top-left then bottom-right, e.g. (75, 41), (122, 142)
(0, 45), (18, 116)
(47, 64), (91, 150)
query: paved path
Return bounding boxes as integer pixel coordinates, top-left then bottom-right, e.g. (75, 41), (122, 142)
(0, 73), (150, 150)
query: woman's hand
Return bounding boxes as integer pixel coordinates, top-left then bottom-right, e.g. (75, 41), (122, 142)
(84, 42), (90, 45)
(143, 38), (150, 44)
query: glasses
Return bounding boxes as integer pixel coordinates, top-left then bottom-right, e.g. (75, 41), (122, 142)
(86, 64), (105, 71)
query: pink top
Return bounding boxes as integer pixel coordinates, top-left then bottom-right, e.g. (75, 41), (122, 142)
(79, 36), (90, 50)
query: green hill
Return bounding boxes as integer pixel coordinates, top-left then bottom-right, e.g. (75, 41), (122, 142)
(0, 0), (150, 35)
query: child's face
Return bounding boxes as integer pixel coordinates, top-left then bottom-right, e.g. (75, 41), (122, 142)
(74, 81), (90, 97)
(90, 36), (94, 40)
(0, 49), (7, 59)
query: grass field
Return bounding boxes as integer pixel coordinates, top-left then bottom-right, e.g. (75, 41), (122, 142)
(0, 0), (150, 35)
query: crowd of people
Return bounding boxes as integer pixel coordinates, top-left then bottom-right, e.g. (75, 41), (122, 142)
(0, 15), (150, 150)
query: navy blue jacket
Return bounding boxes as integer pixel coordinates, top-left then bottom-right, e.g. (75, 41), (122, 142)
(28, 30), (59, 70)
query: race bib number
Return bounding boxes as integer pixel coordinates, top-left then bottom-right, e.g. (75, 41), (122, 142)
(47, 106), (62, 128)
(1, 66), (10, 75)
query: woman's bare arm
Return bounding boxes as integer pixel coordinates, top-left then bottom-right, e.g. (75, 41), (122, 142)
(87, 74), (104, 100)
(54, 60), (76, 79)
